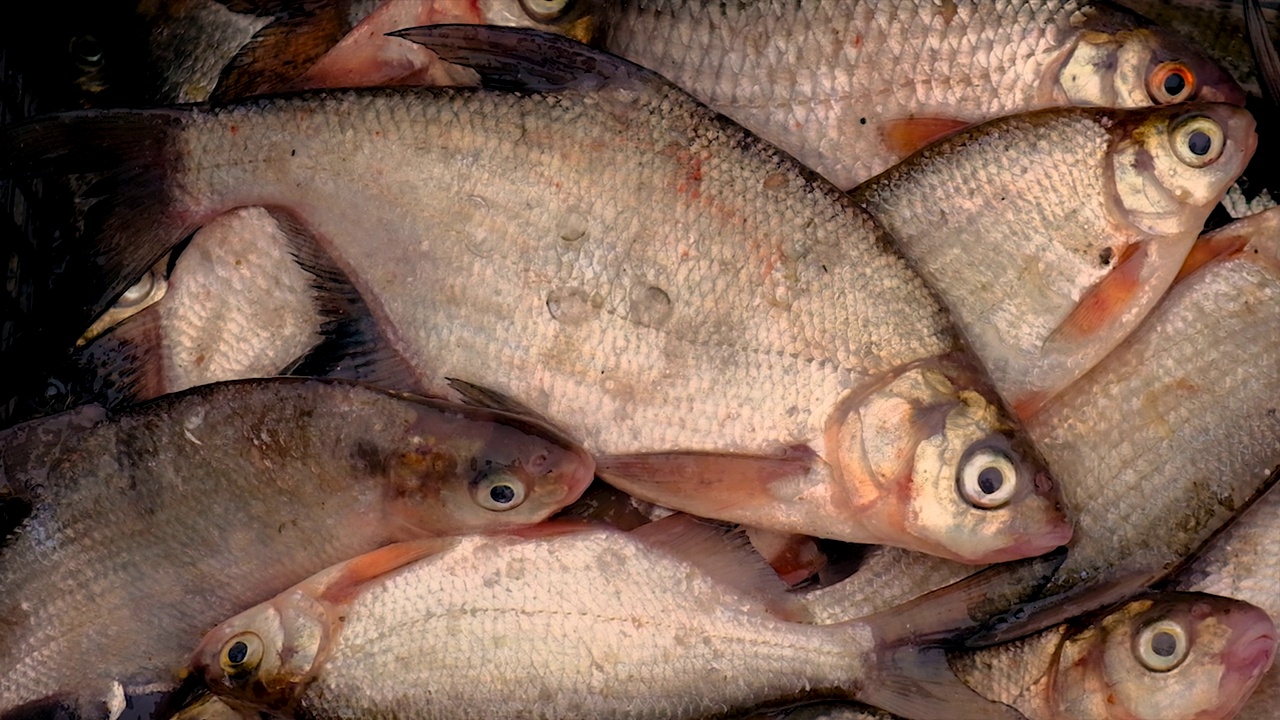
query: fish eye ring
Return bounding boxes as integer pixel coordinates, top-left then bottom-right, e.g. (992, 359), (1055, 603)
(1135, 619), (1189, 672)
(1147, 62), (1195, 104)
(472, 470), (529, 511)
(219, 631), (264, 677)
(1169, 115), (1224, 169)
(520, 0), (573, 22)
(957, 448), (1019, 509)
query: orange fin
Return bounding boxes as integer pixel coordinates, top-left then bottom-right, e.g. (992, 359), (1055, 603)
(211, 4), (353, 102)
(1049, 242), (1146, 342)
(595, 447), (820, 525)
(1174, 231), (1251, 283)
(881, 117), (972, 158)
(745, 527), (827, 587)
(317, 538), (458, 605)
(506, 519), (600, 540)
(632, 514), (811, 622)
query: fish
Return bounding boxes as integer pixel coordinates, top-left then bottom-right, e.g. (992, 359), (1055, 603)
(797, 545), (974, 626)
(589, 0), (1245, 190)
(851, 104), (1256, 417)
(0, 27), (1069, 563)
(965, 205), (1280, 646)
(953, 593), (1277, 720)
(71, 207), (329, 403)
(182, 517), (1063, 720)
(0, 377), (594, 717)
(1116, 0), (1280, 98)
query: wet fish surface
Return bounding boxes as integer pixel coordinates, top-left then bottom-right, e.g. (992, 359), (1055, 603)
(0, 377), (594, 717)
(953, 593), (1277, 719)
(0, 27), (1068, 563)
(184, 518), (1048, 720)
(592, 0), (1245, 189)
(852, 104), (1256, 416)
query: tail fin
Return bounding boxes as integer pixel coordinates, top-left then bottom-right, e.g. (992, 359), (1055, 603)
(2, 109), (196, 353)
(850, 551), (1065, 719)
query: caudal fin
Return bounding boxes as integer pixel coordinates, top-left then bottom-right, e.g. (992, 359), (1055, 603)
(1, 109), (196, 354)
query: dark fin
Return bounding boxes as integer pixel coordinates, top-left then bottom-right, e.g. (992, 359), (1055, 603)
(316, 537), (459, 605)
(879, 117), (972, 159)
(387, 24), (652, 92)
(745, 527), (827, 587)
(1246, 0), (1280, 107)
(269, 211), (424, 395)
(846, 553), (1069, 720)
(444, 377), (559, 427)
(855, 645), (1022, 720)
(966, 570), (1153, 648)
(210, 2), (354, 103)
(595, 447), (820, 526)
(550, 478), (654, 531)
(1047, 242), (1144, 342)
(1, 109), (196, 352)
(633, 514), (811, 622)
(863, 548), (1067, 646)
(73, 308), (170, 405)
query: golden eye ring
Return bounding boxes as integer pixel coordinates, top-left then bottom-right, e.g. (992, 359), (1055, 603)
(958, 448), (1019, 509)
(1135, 619), (1190, 672)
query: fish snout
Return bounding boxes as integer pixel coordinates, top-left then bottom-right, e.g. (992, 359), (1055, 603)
(1224, 619), (1278, 680)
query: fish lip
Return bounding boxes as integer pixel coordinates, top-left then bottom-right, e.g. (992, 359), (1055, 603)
(1226, 627), (1278, 680)
(967, 523), (1073, 565)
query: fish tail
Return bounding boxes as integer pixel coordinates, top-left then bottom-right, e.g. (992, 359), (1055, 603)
(1, 109), (197, 351)
(849, 551), (1067, 719)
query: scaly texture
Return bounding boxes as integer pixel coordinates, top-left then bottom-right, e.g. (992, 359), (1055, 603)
(599, 0), (1243, 189)
(0, 379), (593, 715)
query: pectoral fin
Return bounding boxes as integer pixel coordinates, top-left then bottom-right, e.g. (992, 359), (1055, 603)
(880, 117), (972, 159)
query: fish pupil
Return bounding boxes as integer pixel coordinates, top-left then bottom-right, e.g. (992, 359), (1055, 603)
(490, 484), (516, 504)
(1152, 631), (1177, 657)
(1188, 131), (1212, 156)
(978, 467), (1004, 494)
(227, 641), (248, 664)
(1163, 72), (1187, 97)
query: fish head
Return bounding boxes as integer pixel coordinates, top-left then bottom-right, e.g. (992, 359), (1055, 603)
(190, 589), (331, 713)
(476, 0), (599, 43)
(385, 403), (596, 538)
(1053, 19), (1245, 108)
(1109, 104), (1256, 237)
(1052, 593), (1276, 720)
(830, 360), (1071, 564)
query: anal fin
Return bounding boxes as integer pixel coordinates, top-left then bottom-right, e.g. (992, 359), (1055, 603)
(880, 117), (972, 159)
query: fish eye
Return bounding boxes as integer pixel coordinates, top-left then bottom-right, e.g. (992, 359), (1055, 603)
(219, 632), (264, 678)
(958, 448), (1019, 509)
(1169, 115), (1224, 168)
(520, 0), (573, 22)
(116, 272), (157, 308)
(1135, 619), (1189, 672)
(472, 469), (528, 511)
(1146, 62), (1195, 104)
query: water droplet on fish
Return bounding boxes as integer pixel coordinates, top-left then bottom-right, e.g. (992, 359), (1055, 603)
(559, 207), (588, 242)
(629, 285), (672, 328)
(460, 195), (498, 258)
(546, 288), (595, 326)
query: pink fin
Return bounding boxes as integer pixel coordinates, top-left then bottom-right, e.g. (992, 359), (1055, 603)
(317, 538), (458, 605)
(633, 515), (811, 622)
(746, 527), (827, 587)
(1174, 231), (1251, 283)
(1049, 242), (1145, 343)
(506, 519), (600, 540)
(881, 117), (972, 158)
(595, 448), (819, 525)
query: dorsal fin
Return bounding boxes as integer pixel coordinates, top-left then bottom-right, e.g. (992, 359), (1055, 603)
(387, 24), (652, 92)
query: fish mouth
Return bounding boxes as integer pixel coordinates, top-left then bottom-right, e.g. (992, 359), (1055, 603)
(1226, 627), (1278, 680)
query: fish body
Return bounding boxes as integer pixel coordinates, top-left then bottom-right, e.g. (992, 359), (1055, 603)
(953, 593), (1277, 719)
(1, 28), (1068, 563)
(966, 206), (1280, 645)
(852, 104), (1256, 415)
(0, 377), (594, 716)
(188, 519), (1034, 720)
(595, 0), (1245, 189)
(74, 207), (325, 402)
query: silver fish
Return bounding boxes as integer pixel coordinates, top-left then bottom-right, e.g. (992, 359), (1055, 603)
(0, 378), (594, 716)
(186, 518), (1055, 720)
(0, 27), (1068, 563)
(592, 0), (1245, 189)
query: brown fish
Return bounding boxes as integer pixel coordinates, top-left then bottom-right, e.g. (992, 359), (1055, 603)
(0, 378), (594, 717)
(0, 28), (1067, 564)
